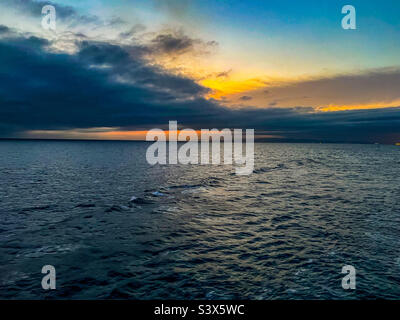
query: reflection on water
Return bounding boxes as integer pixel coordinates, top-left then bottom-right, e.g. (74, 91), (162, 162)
(0, 141), (399, 299)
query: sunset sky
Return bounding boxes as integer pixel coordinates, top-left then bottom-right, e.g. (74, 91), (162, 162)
(1, 0), (400, 143)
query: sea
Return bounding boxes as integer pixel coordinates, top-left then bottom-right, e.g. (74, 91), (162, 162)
(0, 140), (399, 299)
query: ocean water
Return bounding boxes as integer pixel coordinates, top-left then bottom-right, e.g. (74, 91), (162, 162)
(0, 140), (399, 299)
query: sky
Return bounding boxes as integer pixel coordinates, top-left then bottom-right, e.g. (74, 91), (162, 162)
(0, 0), (400, 143)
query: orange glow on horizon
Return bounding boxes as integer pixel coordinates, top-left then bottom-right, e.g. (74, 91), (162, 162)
(26, 129), (248, 140)
(318, 101), (400, 112)
(200, 78), (267, 100)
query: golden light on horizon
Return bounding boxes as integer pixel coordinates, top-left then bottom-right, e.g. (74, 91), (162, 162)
(200, 78), (267, 100)
(318, 100), (400, 112)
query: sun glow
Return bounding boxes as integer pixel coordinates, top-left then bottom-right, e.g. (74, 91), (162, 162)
(318, 101), (400, 112)
(200, 77), (267, 100)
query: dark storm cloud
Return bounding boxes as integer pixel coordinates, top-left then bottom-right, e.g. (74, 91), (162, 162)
(0, 33), (222, 134)
(0, 33), (400, 143)
(215, 106), (400, 143)
(0, 25), (10, 34)
(76, 40), (210, 98)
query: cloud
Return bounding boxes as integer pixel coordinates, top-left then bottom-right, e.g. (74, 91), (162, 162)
(0, 32), (221, 133)
(216, 70), (232, 78)
(152, 31), (195, 54)
(0, 31), (400, 144)
(1, 0), (122, 28)
(230, 68), (400, 110)
(5, 0), (95, 22)
(119, 24), (147, 40)
(239, 96), (252, 101)
(148, 29), (218, 57)
(0, 25), (10, 34)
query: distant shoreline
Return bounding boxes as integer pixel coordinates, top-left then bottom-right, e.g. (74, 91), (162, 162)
(0, 138), (396, 145)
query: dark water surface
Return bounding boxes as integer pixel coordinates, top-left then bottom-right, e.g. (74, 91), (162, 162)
(0, 141), (399, 299)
